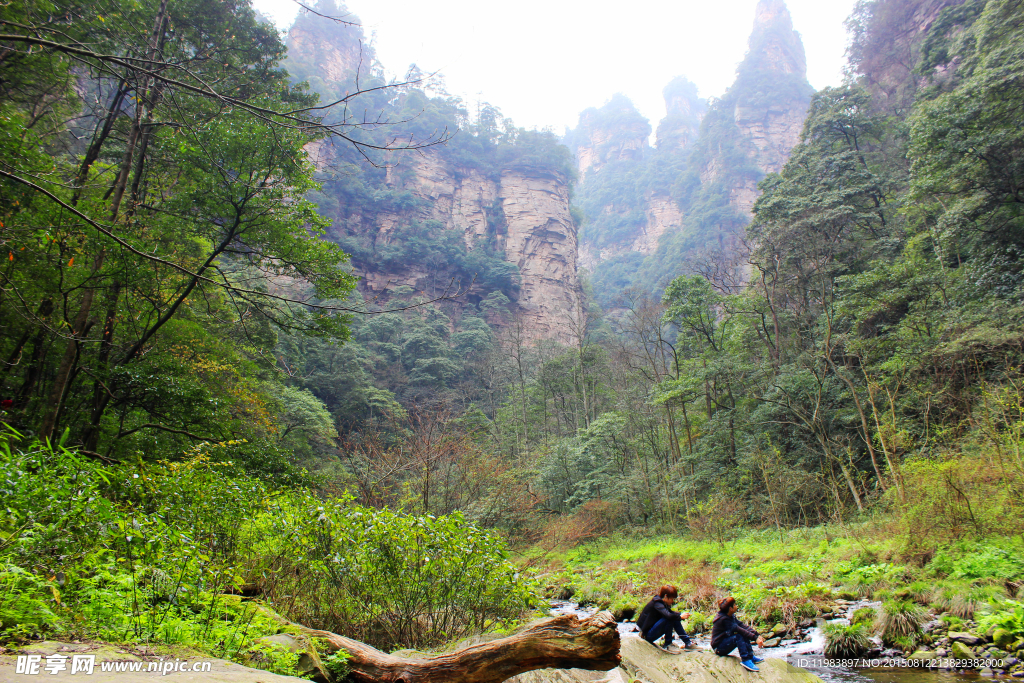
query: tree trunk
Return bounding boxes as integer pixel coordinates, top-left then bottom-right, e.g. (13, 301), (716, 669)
(305, 611), (620, 683)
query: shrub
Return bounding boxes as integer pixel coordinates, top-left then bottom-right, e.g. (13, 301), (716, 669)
(261, 504), (537, 651)
(824, 623), (870, 658)
(899, 457), (1023, 549)
(839, 563), (899, 597)
(0, 432), (538, 654)
(878, 599), (925, 646)
(322, 650), (351, 680)
(895, 581), (932, 604)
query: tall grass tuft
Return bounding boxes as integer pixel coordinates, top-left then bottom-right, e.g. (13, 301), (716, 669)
(933, 582), (1006, 618)
(824, 623), (870, 658)
(950, 584), (1006, 619)
(878, 599), (925, 646)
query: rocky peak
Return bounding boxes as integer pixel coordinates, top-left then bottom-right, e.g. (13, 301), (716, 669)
(740, 0), (807, 78)
(569, 94), (651, 180)
(656, 77), (705, 152)
(285, 0), (373, 91)
(717, 0), (814, 205)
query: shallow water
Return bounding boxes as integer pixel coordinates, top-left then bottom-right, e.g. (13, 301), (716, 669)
(548, 601), (1016, 683)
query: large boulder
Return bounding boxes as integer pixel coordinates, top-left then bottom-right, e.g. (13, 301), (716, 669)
(994, 630), (1017, 650)
(506, 638), (823, 683)
(907, 650), (938, 662)
(950, 632), (984, 646)
(952, 641), (975, 660)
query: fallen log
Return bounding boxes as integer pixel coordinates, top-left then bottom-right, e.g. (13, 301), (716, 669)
(304, 610), (621, 683)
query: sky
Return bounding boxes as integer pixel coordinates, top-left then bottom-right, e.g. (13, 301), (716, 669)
(252, 0), (859, 135)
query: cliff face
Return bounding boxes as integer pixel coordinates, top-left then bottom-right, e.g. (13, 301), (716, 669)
(286, 23), (365, 84)
(847, 0), (965, 114)
(349, 149), (579, 340)
(499, 171), (579, 339)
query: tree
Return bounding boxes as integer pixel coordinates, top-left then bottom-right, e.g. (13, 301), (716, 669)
(0, 0), (445, 455)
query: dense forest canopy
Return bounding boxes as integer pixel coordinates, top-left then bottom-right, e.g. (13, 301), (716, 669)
(1, 0), (1023, 674)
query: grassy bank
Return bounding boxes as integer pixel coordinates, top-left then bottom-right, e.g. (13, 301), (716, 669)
(525, 523), (1024, 648)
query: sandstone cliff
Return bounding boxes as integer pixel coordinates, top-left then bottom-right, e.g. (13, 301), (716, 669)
(846, 0), (965, 114)
(332, 147), (579, 341)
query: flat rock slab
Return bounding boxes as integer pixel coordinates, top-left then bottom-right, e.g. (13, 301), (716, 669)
(0, 641), (305, 683)
(506, 638), (823, 683)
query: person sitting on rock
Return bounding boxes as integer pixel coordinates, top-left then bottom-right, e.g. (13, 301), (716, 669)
(711, 597), (765, 672)
(636, 584), (696, 653)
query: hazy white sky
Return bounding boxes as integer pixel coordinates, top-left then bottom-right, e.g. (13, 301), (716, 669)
(253, 0), (858, 134)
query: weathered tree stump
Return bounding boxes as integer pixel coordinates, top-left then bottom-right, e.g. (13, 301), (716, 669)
(304, 610), (621, 683)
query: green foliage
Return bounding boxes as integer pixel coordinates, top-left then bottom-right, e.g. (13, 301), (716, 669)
(0, 0), (359, 461)
(851, 607), (876, 626)
(686, 611), (709, 634)
(322, 649), (352, 680)
(241, 640), (304, 678)
(929, 545), (1024, 582)
(932, 582), (1008, 619)
(0, 431), (537, 653)
(264, 502), (537, 650)
(977, 600), (1024, 639)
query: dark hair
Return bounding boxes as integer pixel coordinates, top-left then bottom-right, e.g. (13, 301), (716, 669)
(659, 584), (678, 599)
(719, 597), (736, 613)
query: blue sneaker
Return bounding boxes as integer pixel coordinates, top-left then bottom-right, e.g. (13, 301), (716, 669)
(752, 656), (765, 664)
(740, 660), (760, 672)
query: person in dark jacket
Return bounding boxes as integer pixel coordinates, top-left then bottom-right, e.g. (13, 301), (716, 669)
(711, 597), (765, 671)
(635, 585), (695, 652)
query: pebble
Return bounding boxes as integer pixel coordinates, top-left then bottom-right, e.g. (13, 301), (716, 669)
(980, 668), (994, 677)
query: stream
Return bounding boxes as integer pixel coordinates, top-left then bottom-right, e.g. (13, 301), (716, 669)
(549, 601), (1013, 683)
